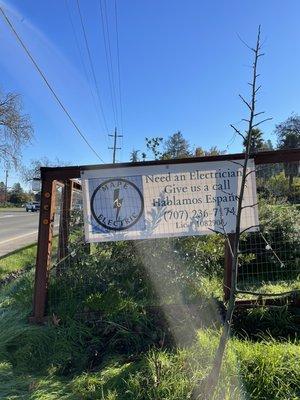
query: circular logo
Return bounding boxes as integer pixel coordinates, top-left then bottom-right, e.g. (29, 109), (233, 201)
(90, 178), (144, 231)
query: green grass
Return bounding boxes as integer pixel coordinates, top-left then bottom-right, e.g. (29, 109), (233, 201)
(0, 267), (299, 400)
(236, 279), (300, 300)
(0, 224), (299, 399)
(0, 315), (299, 400)
(0, 207), (24, 212)
(0, 238), (59, 281)
(0, 362), (73, 400)
(0, 244), (37, 280)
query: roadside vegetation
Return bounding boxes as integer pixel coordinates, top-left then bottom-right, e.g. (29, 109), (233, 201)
(0, 205), (24, 210)
(0, 240), (299, 399)
(0, 238), (58, 283)
(0, 178), (299, 399)
(0, 128), (299, 399)
(0, 244), (37, 281)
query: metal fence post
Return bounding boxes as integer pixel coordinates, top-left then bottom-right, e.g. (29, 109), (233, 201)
(29, 178), (57, 323)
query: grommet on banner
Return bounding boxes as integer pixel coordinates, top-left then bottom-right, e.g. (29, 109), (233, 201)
(44, 192), (51, 198)
(43, 219), (49, 225)
(43, 205), (49, 211)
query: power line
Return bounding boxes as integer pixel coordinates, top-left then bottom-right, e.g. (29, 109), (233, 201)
(103, 0), (120, 128)
(76, 0), (110, 135)
(65, 0), (106, 135)
(0, 5), (104, 162)
(114, 0), (124, 135)
(99, 0), (119, 128)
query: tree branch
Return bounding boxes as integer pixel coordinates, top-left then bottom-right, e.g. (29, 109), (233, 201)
(230, 124), (246, 140)
(252, 117), (273, 128)
(239, 94), (252, 111)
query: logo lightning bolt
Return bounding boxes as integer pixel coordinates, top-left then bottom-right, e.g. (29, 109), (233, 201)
(113, 188), (123, 220)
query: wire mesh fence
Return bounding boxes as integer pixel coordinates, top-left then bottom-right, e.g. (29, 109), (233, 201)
(46, 157), (300, 318)
(237, 161), (300, 296)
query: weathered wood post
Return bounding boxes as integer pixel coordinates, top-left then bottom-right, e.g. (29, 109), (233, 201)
(29, 175), (57, 323)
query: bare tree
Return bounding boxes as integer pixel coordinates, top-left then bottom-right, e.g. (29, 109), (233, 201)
(203, 26), (272, 398)
(0, 90), (33, 168)
(21, 157), (69, 182)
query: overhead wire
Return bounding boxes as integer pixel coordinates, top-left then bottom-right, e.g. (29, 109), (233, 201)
(0, 5), (104, 162)
(65, 0), (106, 136)
(114, 0), (124, 162)
(114, 0), (124, 135)
(76, 0), (110, 135)
(99, 0), (118, 128)
(103, 0), (120, 129)
(99, 0), (124, 162)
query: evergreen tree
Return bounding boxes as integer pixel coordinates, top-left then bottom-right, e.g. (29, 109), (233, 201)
(195, 146), (225, 157)
(0, 181), (5, 203)
(243, 128), (265, 152)
(0, 181), (5, 193)
(130, 149), (140, 163)
(275, 115), (300, 188)
(164, 131), (191, 158)
(9, 182), (25, 205)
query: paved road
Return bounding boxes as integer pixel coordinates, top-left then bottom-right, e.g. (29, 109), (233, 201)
(0, 210), (58, 257)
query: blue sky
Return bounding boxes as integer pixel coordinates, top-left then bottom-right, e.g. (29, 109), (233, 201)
(0, 0), (300, 186)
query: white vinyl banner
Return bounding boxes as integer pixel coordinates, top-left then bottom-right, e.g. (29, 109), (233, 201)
(81, 159), (259, 242)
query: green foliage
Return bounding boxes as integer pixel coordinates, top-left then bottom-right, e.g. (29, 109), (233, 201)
(0, 361), (73, 400)
(239, 200), (300, 283)
(163, 131), (191, 159)
(235, 337), (300, 400)
(1, 331), (299, 400)
(145, 132), (191, 160)
(233, 305), (300, 340)
(264, 172), (290, 197)
(275, 114), (300, 150)
(8, 182), (27, 205)
(275, 114), (300, 188)
(145, 137), (163, 159)
(178, 235), (225, 277)
(0, 203), (24, 209)
(97, 235), (225, 305)
(84, 289), (136, 316)
(1, 243), (300, 399)
(129, 149), (140, 163)
(0, 237), (58, 281)
(243, 128), (265, 153)
(259, 172), (300, 202)
(1, 162), (300, 399)
(195, 146), (226, 157)
(68, 331), (300, 400)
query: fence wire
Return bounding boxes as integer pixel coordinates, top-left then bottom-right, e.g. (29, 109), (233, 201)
(237, 161), (300, 296)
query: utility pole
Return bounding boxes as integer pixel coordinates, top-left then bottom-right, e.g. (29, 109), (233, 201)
(4, 169), (8, 203)
(109, 127), (123, 164)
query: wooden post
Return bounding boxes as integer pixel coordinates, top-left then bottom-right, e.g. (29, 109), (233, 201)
(223, 233), (236, 302)
(30, 178), (56, 323)
(58, 180), (73, 262)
